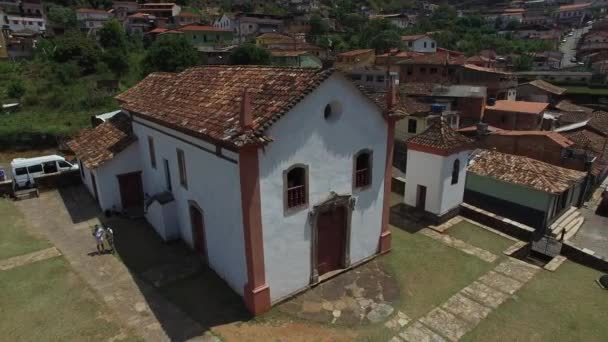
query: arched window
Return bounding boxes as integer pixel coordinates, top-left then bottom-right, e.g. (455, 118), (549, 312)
(285, 165), (308, 210)
(354, 150), (372, 189)
(451, 159), (460, 185)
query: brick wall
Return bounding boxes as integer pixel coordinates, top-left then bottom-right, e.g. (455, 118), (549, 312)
(483, 109), (541, 130)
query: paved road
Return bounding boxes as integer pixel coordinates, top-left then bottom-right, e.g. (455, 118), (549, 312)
(560, 25), (591, 68)
(570, 178), (608, 260)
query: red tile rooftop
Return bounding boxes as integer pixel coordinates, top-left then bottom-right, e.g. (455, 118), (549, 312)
(485, 100), (549, 115)
(337, 49), (374, 57)
(559, 2), (592, 11)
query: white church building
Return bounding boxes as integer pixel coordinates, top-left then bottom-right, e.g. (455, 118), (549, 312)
(403, 117), (474, 222)
(68, 66), (404, 315)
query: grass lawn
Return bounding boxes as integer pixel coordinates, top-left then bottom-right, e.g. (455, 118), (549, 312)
(0, 199), (51, 260)
(384, 225), (496, 318)
(0, 257), (139, 341)
(447, 221), (515, 255)
(462, 260), (608, 341)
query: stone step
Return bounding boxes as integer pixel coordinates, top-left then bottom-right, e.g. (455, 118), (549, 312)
(549, 206), (577, 230)
(563, 217), (585, 241)
(551, 210), (581, 236)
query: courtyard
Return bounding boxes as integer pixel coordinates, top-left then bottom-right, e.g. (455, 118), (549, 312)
(1, 186), (607, 341)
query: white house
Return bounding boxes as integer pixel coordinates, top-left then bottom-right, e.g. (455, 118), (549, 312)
(69, 66), (403, 316)
(67, 113), (143, 213)
(404, 117), (473, 221)
(401, 34), (437, 53)
(76, 8), (113, 32)
(2, 14), (45, 33)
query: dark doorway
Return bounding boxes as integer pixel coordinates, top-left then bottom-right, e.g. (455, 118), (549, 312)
(416, 185), (427, 211)
(316, 205), (347, 276)
(189, 204), (207, 264)
(117, 172), (144, 209)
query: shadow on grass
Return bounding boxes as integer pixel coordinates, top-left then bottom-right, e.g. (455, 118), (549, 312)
(389, 203), (430, 234)
(58, 185), (250, 340)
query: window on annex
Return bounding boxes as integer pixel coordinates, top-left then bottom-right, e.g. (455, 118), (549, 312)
(177, 148), (187, 189)
(148, 136), (156, 169)
(284, 165), (308, 211)
(408, 118), (417, 133)
(451, 159), (460, 185)
(354, 150), (372, 189)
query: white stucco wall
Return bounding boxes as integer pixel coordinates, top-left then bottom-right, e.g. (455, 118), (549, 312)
(404, 149), (470, 215)
(132, 118), (247, 296)
(94, 142), (142, 212)
(410, 37), (437, 53)
(258, 74), (388, 302)
(145, 200), (179, 240)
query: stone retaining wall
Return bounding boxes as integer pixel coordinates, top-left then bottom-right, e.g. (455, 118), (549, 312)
(562, 242), (608, 273)
(460, 203), (535, 241)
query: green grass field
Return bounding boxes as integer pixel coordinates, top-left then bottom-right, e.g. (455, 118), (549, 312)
(463, 260), (608, 341)
(447, 221), (515, 255)
(0, 257), (139, 341)
(0, 199), (51, 260)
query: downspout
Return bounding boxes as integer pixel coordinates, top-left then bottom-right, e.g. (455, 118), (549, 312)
(578, 154), (596, 207)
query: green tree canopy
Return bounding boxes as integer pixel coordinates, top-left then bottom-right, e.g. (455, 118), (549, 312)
(142, 37), (199, 74)
(369, 30), (403, 53)
(230, 43), (271, 65)
(98, 20), (128, 52)
(51, 31), (102, 74)
(47, 5), (76, 28)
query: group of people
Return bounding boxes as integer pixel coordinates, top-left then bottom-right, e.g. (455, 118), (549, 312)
(92, 224), (115, 254)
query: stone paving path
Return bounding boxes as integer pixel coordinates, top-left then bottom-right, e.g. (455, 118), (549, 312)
(0, 247), (61, 271)
(14, 189), (216, 342)
(390, 257), (541, 342)
(420, 228), (498, 263)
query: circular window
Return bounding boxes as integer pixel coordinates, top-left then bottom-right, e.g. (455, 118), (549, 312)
(323, 101), (342, 122)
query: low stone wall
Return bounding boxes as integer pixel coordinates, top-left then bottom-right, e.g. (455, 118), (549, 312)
(460, 203), (535, 241)
(0, 180), (12, 197)
(562, 242), (608, 273)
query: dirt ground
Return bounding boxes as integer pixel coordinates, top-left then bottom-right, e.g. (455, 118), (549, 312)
(213, 321), (357, 342)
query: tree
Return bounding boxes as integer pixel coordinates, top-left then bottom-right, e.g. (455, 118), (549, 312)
(309, 14), (329, 38)
(98, 20), (127, 52)
(513, 55), (533, 71)
(230, 43), (271, 65)
(47, 5), (76, 28)
(51, 31), (102, 74)
(7, 80), (26, 99)
(369, 30), (402, 53)
(142, 37), (199, 73)
(104, 49), (130, 76)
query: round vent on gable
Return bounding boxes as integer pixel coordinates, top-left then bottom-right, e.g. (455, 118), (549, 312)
(324, 101), (343, 122)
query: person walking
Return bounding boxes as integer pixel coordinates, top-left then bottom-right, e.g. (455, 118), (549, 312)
(105, 226), (115, 253)
(93, 225), (105, 254)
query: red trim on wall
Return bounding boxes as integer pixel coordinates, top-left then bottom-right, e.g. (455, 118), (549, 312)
(379, 119), (396, 253)
(239, 145), (271, 315)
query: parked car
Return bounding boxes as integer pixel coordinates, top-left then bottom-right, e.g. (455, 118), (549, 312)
(568, 32), (574, 37)
(11, 155), (78, 188)
(571, 57), (577, 63)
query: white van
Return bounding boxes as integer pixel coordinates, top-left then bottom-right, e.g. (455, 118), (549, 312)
(11, 155), (79, 188)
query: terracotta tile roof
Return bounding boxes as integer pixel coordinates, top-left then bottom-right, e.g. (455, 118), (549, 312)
(524, 80), (566, 95)
(256, 32), (292, 40)
(555, 100), (593, 113)
(355, 86), (416, 115)
(338, 49), (374, 57)
(563, 128), (608, 155)
(270, 50), (308, 57)
(491, 130), (574, 148)
(558, 111), (592, 124)
(149, 27), (168, 33)
(462, 64), (509, 74)
(117, 66), (377, 148)
(468, 149), (586, 193)
(407, 118), (474, 151)
(485, 100), (548, 115)
(457, 125), (502, 133)
(67, 113), (136, 169)
(164, 24), (231, 33)
(589, 111), (608, 136)
(559, 2), (591, 11)
(399, 82), (434, 96)
(178, 11), (199, 17)
(401, 34), (428, 42)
